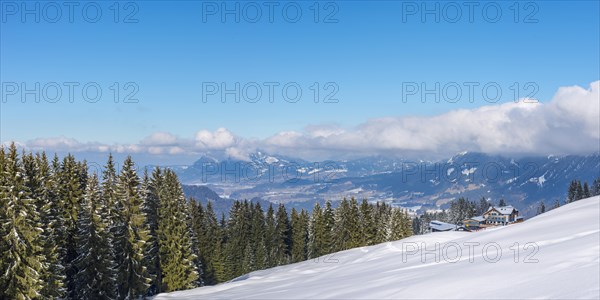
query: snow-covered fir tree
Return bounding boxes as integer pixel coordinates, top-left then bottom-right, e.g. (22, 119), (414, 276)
(157, 169), (199, 292)
(0, 144), (45, 300)
(74, 173), (116, 299)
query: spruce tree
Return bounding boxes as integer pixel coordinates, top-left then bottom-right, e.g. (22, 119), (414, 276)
(537, 201), (546, 215)
(592, 178), (600, 196)
(114, 156), (151, 298)
(567, 180), (578, 203)
(477, 197), (490, 215)
(322, 201), (335, 254)
(576, 181), (584, 201)
(552, 199), (561, 210)
(0, 146), (7, 296)
(1, 144), (45, 299)
(332, 198), (351, 251)
(250, 202), (267, 270)
(211, 212), (227, 283)
(583, 182), (591, 198)
(401, 210), (413, 238)
(34, 153), (66, 298)
(291, 209), (308, 263)
(388, 208), (406, 241)
(59, 154), (86, 298)
(307, 202), (325, 259)
(223, 201), (244, 279)
(347, 198), (362, 248)
(143, 168), (162, 295)
(264, 204), (277, 267)
(157, 169), (199, 292)
(359, 199), (377, 246)
(186, 198), (204, 288)
(200, 201), (221, 284)
(74, 174), (116, 299)
(374, 202), (392, 243)
(274, 203), (291, 265)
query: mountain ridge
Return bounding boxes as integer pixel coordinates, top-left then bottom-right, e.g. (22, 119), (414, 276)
(175, 151), (600, 216)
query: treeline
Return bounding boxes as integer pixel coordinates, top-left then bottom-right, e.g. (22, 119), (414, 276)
(567, 179), (599, 203)
(201, 196), (413, 284)
(0, 144), (412, 299)
(536, 177), (600, 215)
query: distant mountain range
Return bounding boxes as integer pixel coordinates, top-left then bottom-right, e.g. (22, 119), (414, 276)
(174, 151), (600, 217)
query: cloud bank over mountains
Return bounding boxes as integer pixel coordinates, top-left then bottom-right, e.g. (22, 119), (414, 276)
(7, 81), (599, 161)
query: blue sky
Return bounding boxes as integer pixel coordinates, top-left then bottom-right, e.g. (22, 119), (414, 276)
(1, 1), (599, 163)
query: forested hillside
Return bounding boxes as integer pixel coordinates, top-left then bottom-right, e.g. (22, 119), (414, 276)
(0, 144), (412, 299)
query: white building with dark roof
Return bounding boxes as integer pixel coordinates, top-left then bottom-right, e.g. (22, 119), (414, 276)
(483, 205), (519, 225)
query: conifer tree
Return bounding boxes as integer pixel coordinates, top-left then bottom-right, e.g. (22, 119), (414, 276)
(290, 208), (299, 261)
(200, 201), (221, 284)
(0, 144), (45, 299)
(552, 199), (561, 209)
(143, 168), (162, 295)
(102, 154), (119, 227)
(114, 156), (151, 298)
(223, 201), (244, 279)
(0, 146), (7, 296)
(157, 169), (199, 292)
(347, 198), (362, 248)
(274, 203), (291, 265)
(477, 197), (490, 215)
(374, 202), (392, 243)
(211, 212), (227, 283)
(583, 182), (591, 198)
(576, 181), (584, 201)
(250, 202), (267, 270)
(34, 153), (66, 298)
(74, 174), (116, 299)
(537, 201), (546, 215)
(241, 242), (256, 275)
(332, 198), (351, 251)
(186, 198), (204, 288)
(359, 199), (376, 246)
(322, 200), (335, 254)
(264, 204), (277, 267)
(388, 208), (406, 241)
(592, 178), (600, 196)
(291, 209), (309, 263)
(401, 210), (413, 238)
(307, 202), (325, 259)
(567, 180), (578, 203)
(498, 198), (507, 206)
(59, 154), (86, 298)
(448, 197), (475, 224)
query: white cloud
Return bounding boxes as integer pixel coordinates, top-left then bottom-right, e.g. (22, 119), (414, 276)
(141, 132), (179, 146)
(194, 128), (236, 149)
(27, 136), (83, 150)
(6, 81), (599, 161)
(261, 81), (599, 157)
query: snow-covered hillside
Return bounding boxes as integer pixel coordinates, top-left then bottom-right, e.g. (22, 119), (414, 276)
(155, 196), (600, 299)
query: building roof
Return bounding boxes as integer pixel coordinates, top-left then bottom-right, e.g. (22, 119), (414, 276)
(429, 220), (457, 231)
(485, 206), (517, 215)
(470, 216), (486, 222)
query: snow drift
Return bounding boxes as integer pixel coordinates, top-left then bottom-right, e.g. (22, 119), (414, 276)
(155, 196), (600, 299)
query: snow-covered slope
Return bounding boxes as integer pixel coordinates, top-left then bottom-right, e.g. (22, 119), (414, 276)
(155, 196), (600, 299)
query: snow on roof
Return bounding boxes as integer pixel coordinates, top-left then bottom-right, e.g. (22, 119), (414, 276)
(486, 206), (517, 215)
(429, 220), (457, 231)
(470, 216), (486, 222)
